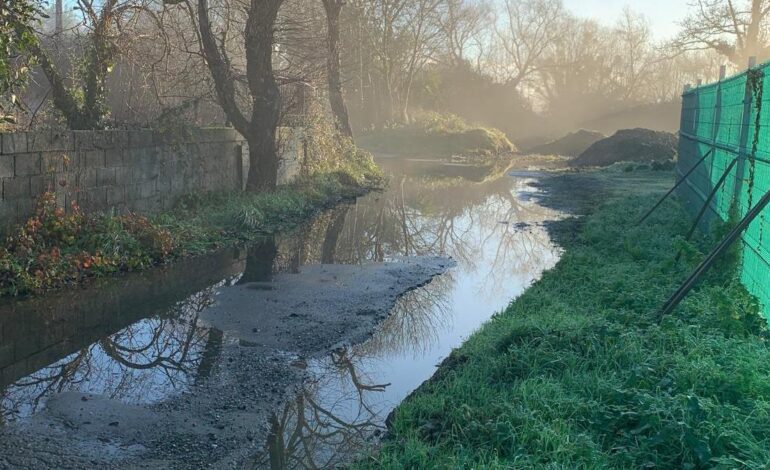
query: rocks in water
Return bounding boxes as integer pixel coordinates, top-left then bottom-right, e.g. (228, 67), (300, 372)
(527, 129), (606, 157)
(571, 128), (678, 167)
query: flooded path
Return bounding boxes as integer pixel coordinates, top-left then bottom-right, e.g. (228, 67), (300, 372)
(0, 157), (565, 469)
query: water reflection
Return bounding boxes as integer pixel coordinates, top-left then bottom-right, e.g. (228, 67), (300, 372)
(0, 248), (254, 423)
(240, 237), (279, 284)
(254, 276), (454, 469)
(256, 348), (389, 470)
(0, 156), (563, 468)
(327, 166), (561, 305)
(1, 285), (219, 421)
(254, 158), (564, 469)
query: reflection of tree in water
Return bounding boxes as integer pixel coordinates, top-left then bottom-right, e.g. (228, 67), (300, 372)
(248, 168), (564, 469)
(252, 271), (455, 469)
(240, 237), (279, 283)
(0, 286), (223, 422)
(253, 347), (389, 470)
(357, 270), (454, 359)
(326, 170), (563, 298)
(272, 206), (352, 271)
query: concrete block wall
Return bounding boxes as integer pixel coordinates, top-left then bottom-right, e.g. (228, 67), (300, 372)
(0, 127), (302, 233)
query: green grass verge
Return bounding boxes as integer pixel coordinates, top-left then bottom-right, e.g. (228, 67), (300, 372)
(359, 186), (770, 468)
(358, 112), (515, 158)
(0, 168), (382, 298)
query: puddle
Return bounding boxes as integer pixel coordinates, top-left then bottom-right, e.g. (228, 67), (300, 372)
(251, 159), (564, 468)
(0, 157), (565, 466)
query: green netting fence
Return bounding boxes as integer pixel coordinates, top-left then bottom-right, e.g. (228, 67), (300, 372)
(679, 64), (770, 319)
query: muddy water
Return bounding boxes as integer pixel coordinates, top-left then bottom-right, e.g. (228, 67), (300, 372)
(0, 157), (564, 468)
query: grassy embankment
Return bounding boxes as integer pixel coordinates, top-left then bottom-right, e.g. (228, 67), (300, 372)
(361, 170), (770, 468)
(358, 112), (514, 158)
(0, 148), (382, 298)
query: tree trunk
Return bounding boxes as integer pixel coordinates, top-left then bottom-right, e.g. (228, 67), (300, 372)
(746, 0), (762, 60)
(244, 0), (283, 191)
(246, 130), (279, 192)
(32, 43), (87, 128)
(322, 0), (354, 139)
(198, 0), (283, 192)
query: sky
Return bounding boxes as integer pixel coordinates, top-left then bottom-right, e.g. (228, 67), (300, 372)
(564, 0), (692, 40)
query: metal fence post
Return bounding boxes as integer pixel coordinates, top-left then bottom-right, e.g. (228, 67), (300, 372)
(659, 188), (770, 319)
(637, 149), (714, 225)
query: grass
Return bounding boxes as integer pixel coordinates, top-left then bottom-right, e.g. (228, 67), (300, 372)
(0, 161), (382, 298)
(358, 112), (515, 158)
(358, 176), (770, 468)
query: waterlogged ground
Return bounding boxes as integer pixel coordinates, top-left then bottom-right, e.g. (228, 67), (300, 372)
(0, 157), (565, 469)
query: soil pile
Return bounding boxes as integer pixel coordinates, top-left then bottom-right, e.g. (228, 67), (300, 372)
(527, 129), (606, 157)
(571, 128), (678, 167)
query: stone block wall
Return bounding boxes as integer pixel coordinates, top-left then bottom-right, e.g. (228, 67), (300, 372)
(0, 128), (302, 233)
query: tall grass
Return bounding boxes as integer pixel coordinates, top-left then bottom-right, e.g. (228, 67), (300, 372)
(360, 192), (770, 469)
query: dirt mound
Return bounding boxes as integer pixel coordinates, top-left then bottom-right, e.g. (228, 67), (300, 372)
(571, 128), (678, 167)
(527, 129), (606, 157)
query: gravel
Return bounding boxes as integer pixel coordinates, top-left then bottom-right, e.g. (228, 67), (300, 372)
(0, 256), (454, 470)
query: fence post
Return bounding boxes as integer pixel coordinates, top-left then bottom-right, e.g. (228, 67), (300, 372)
(659, 188), (770, 319)
(719, 65), (727, 80)
(679, 157), (739, 250)
(637, 148), (714, 225)
(749, 56), (757, 68)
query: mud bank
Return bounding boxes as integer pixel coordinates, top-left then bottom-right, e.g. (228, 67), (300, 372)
(0, 256), (453, 470)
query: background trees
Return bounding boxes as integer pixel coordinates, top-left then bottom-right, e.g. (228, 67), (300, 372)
(322, 0), (354, 139)
(0, 0), (43, 125)
(675, 0), (770, 65)
(0, 0), (762, 146)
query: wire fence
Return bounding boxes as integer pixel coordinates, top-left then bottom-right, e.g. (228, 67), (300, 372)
(678, 63), (770, 319)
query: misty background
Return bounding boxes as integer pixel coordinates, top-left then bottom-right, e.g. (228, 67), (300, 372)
(12, 0), (770, 148)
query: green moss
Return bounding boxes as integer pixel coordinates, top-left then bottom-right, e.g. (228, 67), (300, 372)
(358, 112), (515, 157)
(359, 186), (770, 469)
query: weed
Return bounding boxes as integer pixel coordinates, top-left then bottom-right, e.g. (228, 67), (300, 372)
(0, 169), (380, 298)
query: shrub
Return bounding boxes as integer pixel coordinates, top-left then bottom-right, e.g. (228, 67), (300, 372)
(358, 111), (515, 157)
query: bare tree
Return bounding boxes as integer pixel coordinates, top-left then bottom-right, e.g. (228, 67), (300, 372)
(322, 0), (354, 138)
(197, 0), (285, 191)
(399, 0), (443, 122)
(675, 0), (770, 65)
(612, 7), (656, 100)
(493, 0), (565, 88)
(439, 0), (489, 68)
(31, 0), (144, 129)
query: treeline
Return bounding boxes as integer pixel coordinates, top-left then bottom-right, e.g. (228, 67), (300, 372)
(1, 0), (766, 146)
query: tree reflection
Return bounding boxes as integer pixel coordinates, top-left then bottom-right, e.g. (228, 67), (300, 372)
(240, 237), (279, 283)
(252, 266), (454, 470)
(0, 286), (224, 422)
(250, 161), (565, 469)
(315, 163), (562, 299)
(358, 271), (453, 359)
(254, 347), (389, 470)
